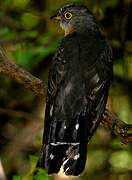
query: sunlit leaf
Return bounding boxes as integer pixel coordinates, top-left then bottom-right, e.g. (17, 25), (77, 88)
(68, 0), (85, 3)
(12, 0), (30, 8)
(0, 28), (18, 39)
(109, 151), (132, 172)
(34, 168), (52, 180)
(86, 150), (108, 172)
(21, 13), (40, 30)
(22, 31), (38, 38)
(13, 176), (21, 180)
(114, 61), (124, 77)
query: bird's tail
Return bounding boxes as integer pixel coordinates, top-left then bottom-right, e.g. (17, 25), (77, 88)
(37, 142), (87, 176)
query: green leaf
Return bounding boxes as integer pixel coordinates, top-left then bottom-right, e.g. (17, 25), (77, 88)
(35, 135), (42, 142)
(114, 61), (124, 77)
(34, 169), (52, 180)
(109, 151), (132, 172)
(100, 0), (118, 10)
(29, 155), (39, 165)
(0, 27), (18, 39)
(0, 27), (9, 36)
(22, 31), (38, 38)
(68, 0), (85, 3)
(28, 155), (39, 172)
(12, 0), (30, 9)
(13, 49), (37, 68)
(12, 176), (21, 180)
(12, 39), (58, 68)
(22, 173), (33, 180)
(21, 13), (40, 30)
(86, 150), (107, 172)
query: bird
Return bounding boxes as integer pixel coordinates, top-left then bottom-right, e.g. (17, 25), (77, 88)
(37, 3), (113, 176)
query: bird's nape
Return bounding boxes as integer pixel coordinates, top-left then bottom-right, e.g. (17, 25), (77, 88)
(50, 3), (98, 35)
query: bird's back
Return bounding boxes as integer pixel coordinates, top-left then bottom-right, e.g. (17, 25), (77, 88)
(38, 30), (113, 175)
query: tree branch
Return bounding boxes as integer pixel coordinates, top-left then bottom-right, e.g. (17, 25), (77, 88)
(0, 47), (46, 96)
(0, 46), (132, 144)
(102, 109), (132, 144)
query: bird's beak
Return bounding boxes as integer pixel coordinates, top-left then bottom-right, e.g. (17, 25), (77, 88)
(50, 14), (63, 20)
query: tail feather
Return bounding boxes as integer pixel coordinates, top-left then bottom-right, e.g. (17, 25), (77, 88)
(37, 143), (87, 176)
(64, 143), (87, 176)
(38, 144), (68, 174)
(37, 83), (110, 176)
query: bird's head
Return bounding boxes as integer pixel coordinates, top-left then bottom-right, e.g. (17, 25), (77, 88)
(51, 4), (99, 36)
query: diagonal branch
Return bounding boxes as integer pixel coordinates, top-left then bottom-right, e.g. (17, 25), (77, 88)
(102, 109), (132, 144)
(0, 46), (132, 144)
(0, 47), (46, 96)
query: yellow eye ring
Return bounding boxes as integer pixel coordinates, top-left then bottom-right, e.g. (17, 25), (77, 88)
(64, 12), (72, 20)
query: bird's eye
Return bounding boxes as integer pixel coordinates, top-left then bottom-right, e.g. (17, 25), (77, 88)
(64, 12), (72, 20)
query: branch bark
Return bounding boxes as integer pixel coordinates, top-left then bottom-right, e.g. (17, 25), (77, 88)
(0, 47), (46, 96)
(0, 46), (132, 144)
(102, 109), (132, 144)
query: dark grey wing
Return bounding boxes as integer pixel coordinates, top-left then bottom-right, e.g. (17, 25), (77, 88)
(42, 48), (68, 146)
(80, 39), (113, 143)
(38, 39), (71, 173)
(38, 34), (88, 174)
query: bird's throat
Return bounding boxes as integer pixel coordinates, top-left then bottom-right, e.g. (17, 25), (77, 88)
(65, 27), (75, 36)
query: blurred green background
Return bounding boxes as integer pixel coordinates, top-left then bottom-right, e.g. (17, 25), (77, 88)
(0, 0), (132, 180)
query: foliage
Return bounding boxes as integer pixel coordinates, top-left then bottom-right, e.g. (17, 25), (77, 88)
(0, 0), (132, 180)
(12, 155), (52, 180)
(13, 176), (21, 180)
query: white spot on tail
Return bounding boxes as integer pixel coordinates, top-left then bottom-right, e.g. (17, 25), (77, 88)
(50, 105), (53, 116)
(74, 154), (80, 160)
(59, 159), (69, 174)
(65, 167), (70, 172)
(64, 126), (66, 129)
(50, 142), (80, 146)
(50, 153), (54, 159)
(75, 124), (79, 130)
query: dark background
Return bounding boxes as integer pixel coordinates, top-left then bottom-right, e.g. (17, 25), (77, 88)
(0, 0), (132, 179)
